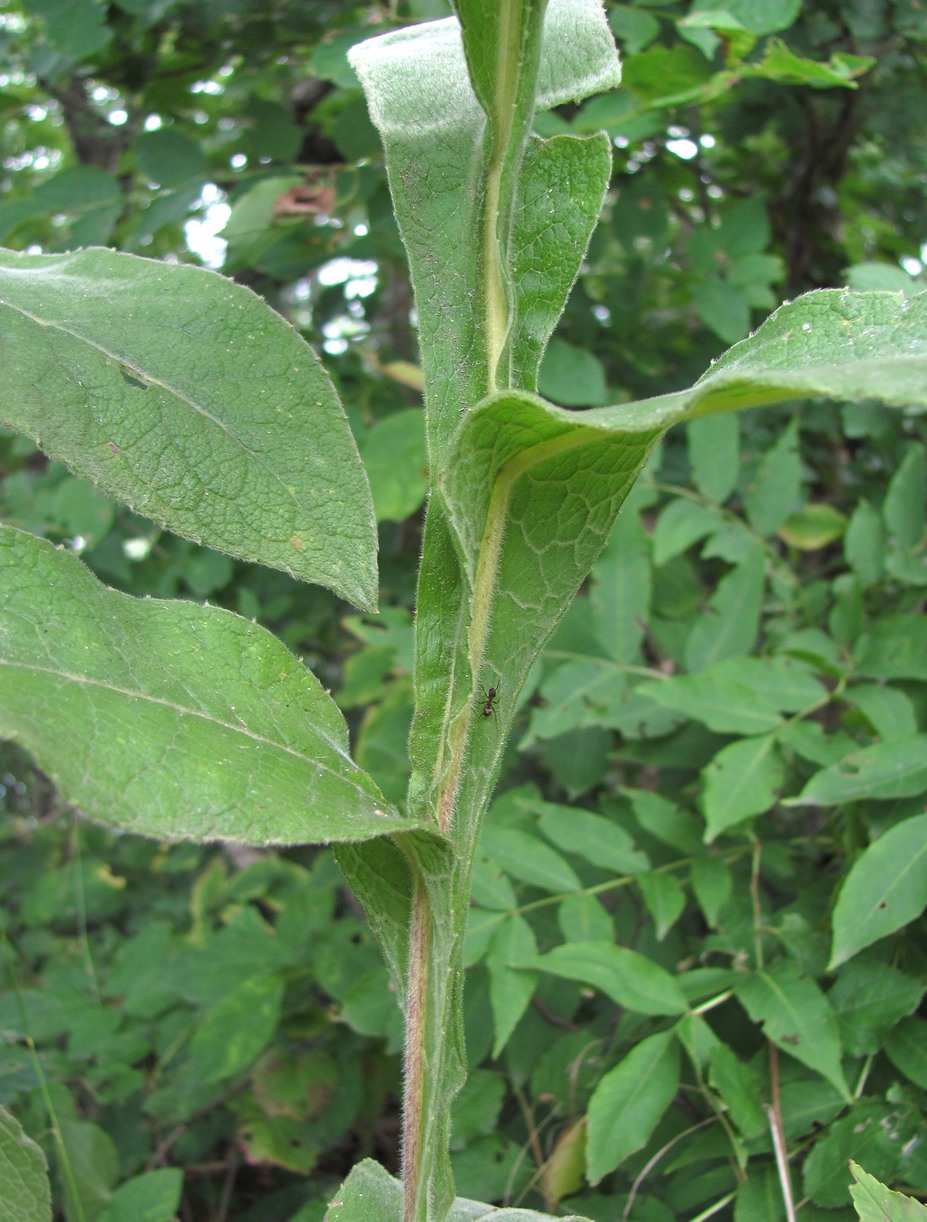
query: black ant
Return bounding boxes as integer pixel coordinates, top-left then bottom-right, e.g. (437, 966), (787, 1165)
(479, 680), (500, 721)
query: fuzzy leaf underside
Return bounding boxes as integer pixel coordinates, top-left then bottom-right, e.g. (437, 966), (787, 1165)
(349, 0), (620, 454)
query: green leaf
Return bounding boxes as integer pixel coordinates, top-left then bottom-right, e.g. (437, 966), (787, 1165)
(645, 656), (826, 735)
(58, 1119), (119, 1221)
(439, 388), (662, 823)
(538, 338), (608, 406)
(733, 1170), (789, 1221)
(828, 814), (927, 968)
(487, 914), (537, 1058)
(558, 893), (615, 943)
(829, 959), (924, 1056)
(609, 5), (660, 53)
(716, 0), (800, 37)
(328, 1158), (595, 1221)
(481, 826), (582, 893)
(671, 290), (927, 423)
(0, 166), (122, 249)
(97, 1169), (183, 1222)
(744, 417), (802, 536)
(628, 788), (703, 854)
(591, 499), (652, 664)
(508, 133), (614, 393)
(328, 1159), (401, 1220)
(220, 176), (304, 269)
(845, 501), (889, 586)
(131, 129), (208, 189)
(585, 1029), (680, 1184)
(849, 1161), (927, 1222)
(450, 1206), (593, 1221)
(637, 871), (685, 940)
(450, 1070), (506, 1150)
(856, 617), (927, 681)
(846, 263), (926, 295)
(702, 732), (784, 841)
(693, 277), (750, 344)
(0, 1107), (51, 1222)
(685, 541), (765, 670)
(690, 855), (733, 928)
(189, 974), (284, 1083)
(884, 1016), (927, 1090)
(652, 499), (726, 566)
(360, 409), (427, 523)
(622, 43), (712, 105)
(734, 960), (850, 1099)
(753, 39), (874, 89)
(883, 444), (925, 552)
(790, 735), (927, 805)
(0, 526), (425, 846)
(349, 1), (620, 454)
(803, 1103), (906, 1209)
(844, 685), (918, 740)
(536, 801), (650, 875)
(0, 247), (377, 608)
(531, 942), (688, 1016)
(688, 414), (740, 504)
(708, 1044), (766, 1141)
(25, 0), (110, 59)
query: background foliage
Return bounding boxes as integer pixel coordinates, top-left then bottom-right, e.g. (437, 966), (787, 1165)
(1, 0), (926, 1218)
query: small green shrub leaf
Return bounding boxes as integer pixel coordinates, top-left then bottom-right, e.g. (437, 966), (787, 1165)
(690, 855), (733, 927)
(829, 814), (927, 968)
(585, 1029), (680, 1183)
(482, 826), (582, 893)
(0, 247), (377, 608)
(856, 617), (927, 681)
(97, 1169), (183, 1222)
(58, 1119), (119, 1220)
(702, 732), (785, 841)
(131, 129), (207, 189)
(487, 914), (538, 1057)
(804, 1104), (906, 1209)
(532, 942), (687, 1015)
(0, 526), (425, 846)
(884, 1015), (927, 1090)
(558, 893), (615, 943)
(536, 802), (650, 874)
(360, 409), (427, 523)
(637, 871), (685, 939)
(883, 443), (925, 551)
(688, 414), (740, 503)
(830, 960), (924, 1056)
(849, 1160), (927, 1221)
(708, 1045), (767, 1141)
(684, 541), (765, 670)
(646, 656), (826, 734)
(735, 960), (850, 1099)
(652, 498), (726, 565)
(190, 974), (284, 1084)
(791, 735), (927, 805)
(844, 685), (918, 739)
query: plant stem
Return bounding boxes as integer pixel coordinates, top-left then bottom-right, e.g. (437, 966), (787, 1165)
(402, 878), (431, 1221)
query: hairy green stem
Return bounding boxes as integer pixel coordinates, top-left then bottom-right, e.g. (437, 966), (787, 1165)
(401, 9), (550, 1212)
(402, 880), (431, 1222)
